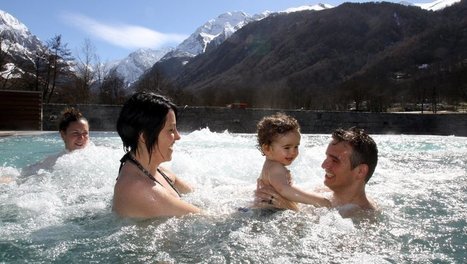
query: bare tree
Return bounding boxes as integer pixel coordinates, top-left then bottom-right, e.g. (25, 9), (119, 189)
(99, 68), (126, 104)
(33, 50), (47, 92)
(74, 38), (98, 103)
(43, 34), (74, 103)
(134, 69), (174, 97)
(92, 54), (108, 102)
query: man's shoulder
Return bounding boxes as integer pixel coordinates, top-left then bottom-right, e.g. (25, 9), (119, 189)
(337, 202), (379, 219)
(314, 186), (332, 193)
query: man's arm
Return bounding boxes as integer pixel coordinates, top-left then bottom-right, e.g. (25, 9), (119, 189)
(268, 171), (331, 207)
(255, 184), (299, 211)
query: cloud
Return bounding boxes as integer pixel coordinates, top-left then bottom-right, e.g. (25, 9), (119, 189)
(62, 13), (187, 49)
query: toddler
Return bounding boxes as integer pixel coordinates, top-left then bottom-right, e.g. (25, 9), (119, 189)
(255, 113), (330, 210)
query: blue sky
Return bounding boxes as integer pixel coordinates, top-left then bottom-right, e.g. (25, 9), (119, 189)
(1, 0), (400, 62)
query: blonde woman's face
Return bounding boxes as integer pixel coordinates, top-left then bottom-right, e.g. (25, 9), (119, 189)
(60, 120), (89, 151)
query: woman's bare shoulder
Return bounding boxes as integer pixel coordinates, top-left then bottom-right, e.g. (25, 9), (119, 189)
(158, 164), (176, 181)
(116, 164), (154, 193)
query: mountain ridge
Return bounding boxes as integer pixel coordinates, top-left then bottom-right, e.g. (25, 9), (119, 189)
(151, 0), (466, 109)
(1, 0), (459, 83)
(0, 0), (464, 108)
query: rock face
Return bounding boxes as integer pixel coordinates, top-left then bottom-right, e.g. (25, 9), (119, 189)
(0, 10), (47, 79)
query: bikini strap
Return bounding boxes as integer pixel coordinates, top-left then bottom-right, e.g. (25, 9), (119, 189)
(118, 152), (181, 197)
(157, 168), (181, 197)
(118, 152), (130, 174)
(118, 152), (160, 183)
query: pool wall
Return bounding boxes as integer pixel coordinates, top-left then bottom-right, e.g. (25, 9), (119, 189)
(43, 104), (467, 136)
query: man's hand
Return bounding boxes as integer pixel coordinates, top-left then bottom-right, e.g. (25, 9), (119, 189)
(255, 181), (299, 211)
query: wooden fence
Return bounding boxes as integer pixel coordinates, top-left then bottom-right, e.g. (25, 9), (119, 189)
(0, 90), (42, 130)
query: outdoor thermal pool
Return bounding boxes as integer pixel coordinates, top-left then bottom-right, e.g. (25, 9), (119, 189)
(0, 129), (465, 263)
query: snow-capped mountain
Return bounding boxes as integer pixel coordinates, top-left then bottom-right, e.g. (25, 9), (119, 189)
(110, 11), (272, 87)
(163, 11), (270, 60)
(282, 3), (335, 13)
(0, 10), (44, 55)
(414, 0), (461, 10)
(0, 10), (46, 78)
(163, 4), (336, 61)
(131, 0), (463, 87)
(158, 0), (460, 64)
(106, 47), (173, 86)
(154, 5), (334, 72)
(1, 0), (462, 86)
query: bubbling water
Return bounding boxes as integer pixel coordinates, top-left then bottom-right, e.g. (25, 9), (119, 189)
(0, 129), (465, 263)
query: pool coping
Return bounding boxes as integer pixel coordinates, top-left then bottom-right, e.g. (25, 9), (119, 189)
(0, 131), (56, 137)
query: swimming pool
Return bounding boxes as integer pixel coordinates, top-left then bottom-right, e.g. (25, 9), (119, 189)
(0, 129), (465, 263)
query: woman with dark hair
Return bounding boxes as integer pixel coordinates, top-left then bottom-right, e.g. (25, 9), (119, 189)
(113, 92), (201, 218)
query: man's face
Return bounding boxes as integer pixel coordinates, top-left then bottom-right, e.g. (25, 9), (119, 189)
(60, 120), (89, 151)
(321, 140), (358, 191)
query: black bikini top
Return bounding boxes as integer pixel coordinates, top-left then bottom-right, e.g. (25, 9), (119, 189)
(119, 152), (181, 197)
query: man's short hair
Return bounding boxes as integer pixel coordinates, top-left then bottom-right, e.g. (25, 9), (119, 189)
(332, 127), (378, 183)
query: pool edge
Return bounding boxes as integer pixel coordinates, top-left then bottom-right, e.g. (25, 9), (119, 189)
(0, 131), (55, 137)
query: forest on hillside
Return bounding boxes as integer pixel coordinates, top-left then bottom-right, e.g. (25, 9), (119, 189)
(136, 1), (467, 112)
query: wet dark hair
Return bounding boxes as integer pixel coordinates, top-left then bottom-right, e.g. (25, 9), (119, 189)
(116, 92), (178, 157)
(331, 127), (378, 183)
(256, 112), (300, 155)
(58, 107), (88, 132)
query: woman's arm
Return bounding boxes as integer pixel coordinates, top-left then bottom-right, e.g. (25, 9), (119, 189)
(148, 184), (201, 216)
(114, 182), (201, 218)
(113, 165), (201, 218)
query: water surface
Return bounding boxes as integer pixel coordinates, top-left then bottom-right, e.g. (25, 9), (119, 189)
(0, 129), (465, 263)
